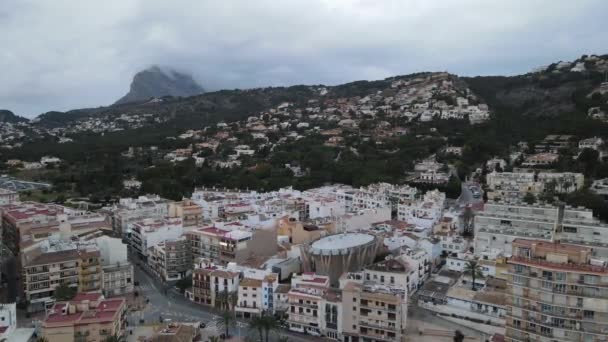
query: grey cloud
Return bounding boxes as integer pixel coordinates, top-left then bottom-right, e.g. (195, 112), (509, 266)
(0, 0), (606, 117)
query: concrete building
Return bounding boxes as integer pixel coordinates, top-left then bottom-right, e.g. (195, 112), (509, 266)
(148, 237), (191, 282)
(21, 239), (102, 312)
(129, 217), (183, 261)
(191, 261), (240, 310)
(474, 201), (608, 257)
(397, 189), (446, 230)
(486, 171), (584, 201)
(168, 200), (203, 229)
(506, 239), (608, 342)
(218, 228), (277, 265)
(185, 226), (225, 263)
(41, 293), (126, 342)
(286, 273), (342, 338)
(107, 195), (171, 237)
(341, 280), (407, 342)
(0, 188), (18, 205)
(93, 236), (134, 297)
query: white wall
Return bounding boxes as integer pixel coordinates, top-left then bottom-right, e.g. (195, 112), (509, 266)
(95, 236), (128, 265)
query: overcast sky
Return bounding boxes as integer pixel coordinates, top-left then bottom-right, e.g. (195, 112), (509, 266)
(1, 0), (607, 118)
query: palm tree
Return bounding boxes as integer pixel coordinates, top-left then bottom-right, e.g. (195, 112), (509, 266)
(464, 259), (483, 290)
(227, 291), (238, 311)
(248, 316), (265, 342)
(261, 315), (278, 342)
(217, 311), (235, 339)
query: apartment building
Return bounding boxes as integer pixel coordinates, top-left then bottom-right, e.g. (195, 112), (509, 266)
(191, 262), (240, 310)
(218, 228), (277, 265)
(1, 202), (64, 254)
(42, 293), (126, 342)
(185, 227), (225, 263)
(148, 237), (191, 282)
(107, 195), (171, 236)
(474, 201), (608, 257)
(1, 202), (111, 255)
(235, 273), (279, 317)
(93, 236), (134, 297)
(341, 280), (408, 342)
(236, 278), (263, 318)
(168, 200), (203, 228)
(397, 189), (445, 230)
(129, 217), (183, 261)
(21, 239), (102, 312)
(362, 258), (413, 294)
(506, 239), (608, 342)
(486, 171), (584, 201)
(287, 273), (337, 337)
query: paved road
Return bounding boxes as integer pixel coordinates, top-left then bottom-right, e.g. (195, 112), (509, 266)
(406, 304), (489, 341)
(457, 182), (483, 208)
(128, 264), (314, 342)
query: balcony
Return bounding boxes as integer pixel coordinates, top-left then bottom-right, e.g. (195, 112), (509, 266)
(359, 320), (397, 331)
(290, 302), (318, 309)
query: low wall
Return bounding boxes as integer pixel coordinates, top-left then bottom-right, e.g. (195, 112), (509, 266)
(418, 302), (505, 327)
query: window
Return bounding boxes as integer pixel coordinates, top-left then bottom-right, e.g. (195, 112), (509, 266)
(584, 310), (594, 319)
(563, 226), (577, 233)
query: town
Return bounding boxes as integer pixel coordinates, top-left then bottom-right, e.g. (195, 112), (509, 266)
(1, 142), (608, 342)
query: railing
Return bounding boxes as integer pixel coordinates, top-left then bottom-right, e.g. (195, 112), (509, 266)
(509, 256), (608, 274)
(359, 320), (397, 331)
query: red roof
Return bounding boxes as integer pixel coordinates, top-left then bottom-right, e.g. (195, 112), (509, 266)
(72, 292), (103, 302)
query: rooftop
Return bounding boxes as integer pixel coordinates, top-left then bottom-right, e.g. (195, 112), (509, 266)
(310, 233), (374, 251)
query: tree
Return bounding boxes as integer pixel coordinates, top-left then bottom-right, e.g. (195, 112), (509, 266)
(261, 315), (278, 342)
(464, 259), (483, 291)
(249, 316), (265, 342)
(217, 311), (235, 339)
(35, 338), (49, 342)
(175, 275), (192, 294)
(445, 175), (462, 199)
(53, 283), (76, 301)
(523, 192), (536, 205)
(454, 330), (465, 342)
(208, 336), (221, 342)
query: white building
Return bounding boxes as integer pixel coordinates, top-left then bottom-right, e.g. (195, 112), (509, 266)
(474, 201), (608, 257)
(129, 217), (183, 260)
(0, 188), (18, 205)
(94, 236), (134, 296)
(397, 189), (446, 231)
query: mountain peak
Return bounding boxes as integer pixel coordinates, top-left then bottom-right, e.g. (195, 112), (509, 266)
(0, 109), (28, 123)
(114, 66), (204, 105)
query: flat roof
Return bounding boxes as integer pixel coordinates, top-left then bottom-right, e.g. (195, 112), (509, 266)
(311, 233), (374, 251)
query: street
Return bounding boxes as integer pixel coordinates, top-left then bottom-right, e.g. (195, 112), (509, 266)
(457, 182), (483, 208)
(128, 264), (314, 342)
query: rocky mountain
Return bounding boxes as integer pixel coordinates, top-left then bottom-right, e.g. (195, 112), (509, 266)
(114, 66), (204, 105)
(0, 109), (28, 123)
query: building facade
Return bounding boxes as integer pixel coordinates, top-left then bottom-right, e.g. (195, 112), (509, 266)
(506, 239), (608, 342)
